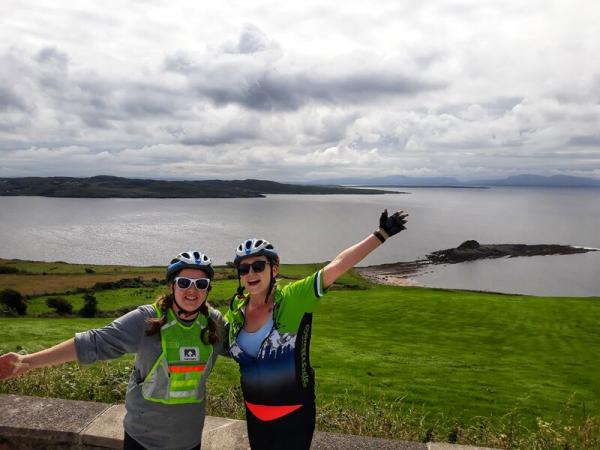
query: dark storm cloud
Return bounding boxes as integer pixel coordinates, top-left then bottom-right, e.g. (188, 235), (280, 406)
(197, 71), (303, 111)
(191, 69), (445, 111)
(63, 78), (190, 124)
(304, 112), (360, 145)
(35, 46), (69, 66)
(0, 47), (191, 146)
(309, 72), (444, 101)
(0, 48), (111, 129)
(0, 46), (196, 137)
(69, 77), (127, 127)
(0, 86), (27, 112)
(568, 135), (600, 146)
(180, 127), (259, 146)
(119, 83), (187, 116)
(33, 46), (70, 91)
(164, 23), (445, 112)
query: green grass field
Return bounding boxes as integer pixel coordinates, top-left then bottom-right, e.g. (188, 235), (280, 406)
(0, 258), (164, 275)
(1, 260), (599, 448)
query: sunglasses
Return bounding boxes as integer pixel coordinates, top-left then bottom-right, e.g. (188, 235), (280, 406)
(173, 277), (210, 290)
(238, 260), (269, 276)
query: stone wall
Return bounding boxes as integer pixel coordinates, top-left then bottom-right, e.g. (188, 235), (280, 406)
(0, 394), (498, 450)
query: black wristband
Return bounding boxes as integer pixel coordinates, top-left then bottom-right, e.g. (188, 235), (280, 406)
(373, 230), (386, 243)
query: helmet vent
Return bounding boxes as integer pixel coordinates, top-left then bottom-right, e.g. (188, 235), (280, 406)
(234, 238), (278, 266)
(167, 250), (213, 280)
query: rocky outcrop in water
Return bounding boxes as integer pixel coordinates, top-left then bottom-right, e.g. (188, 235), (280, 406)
(426, 240), (596, 264)
(356, 241), (598, 286)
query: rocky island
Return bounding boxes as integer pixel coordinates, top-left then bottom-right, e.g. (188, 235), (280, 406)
(357, 240), (598, 286)
(427, 240), (595, 263)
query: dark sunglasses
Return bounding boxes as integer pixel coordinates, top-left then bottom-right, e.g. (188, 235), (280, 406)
(173, 277), (210, 290)
(238, 260), (269, 276)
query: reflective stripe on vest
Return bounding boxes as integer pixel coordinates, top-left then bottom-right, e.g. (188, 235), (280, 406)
(141, 305), (213, 405)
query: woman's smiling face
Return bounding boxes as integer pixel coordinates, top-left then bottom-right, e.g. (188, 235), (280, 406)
(239, 255), (278, 296)
(171, 267), (210, 315)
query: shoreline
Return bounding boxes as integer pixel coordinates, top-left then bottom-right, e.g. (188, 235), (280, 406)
(355, 261), (429, 287)
(354, 243), (600, 297)
(2, 251), (599, 298)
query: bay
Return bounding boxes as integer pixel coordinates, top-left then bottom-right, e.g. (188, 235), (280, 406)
(0, 187), (598, 297)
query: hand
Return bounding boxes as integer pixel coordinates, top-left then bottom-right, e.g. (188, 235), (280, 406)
(0, 352), (31, 380)
(375, 209), (408, 242)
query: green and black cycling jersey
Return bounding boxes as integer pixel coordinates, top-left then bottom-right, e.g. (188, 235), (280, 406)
(225, 270), (327, 421)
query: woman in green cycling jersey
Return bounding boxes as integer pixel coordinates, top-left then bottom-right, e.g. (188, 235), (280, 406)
(225, 209), (408, 450)
(0, 251), (226, 450)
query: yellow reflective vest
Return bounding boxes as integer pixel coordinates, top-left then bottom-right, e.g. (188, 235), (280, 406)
(142, 305), (214, 404)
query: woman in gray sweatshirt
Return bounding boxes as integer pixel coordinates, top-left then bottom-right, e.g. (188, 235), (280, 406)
(0, 251), (227, 450)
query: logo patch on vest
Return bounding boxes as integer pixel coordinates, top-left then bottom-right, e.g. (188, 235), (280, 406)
(180, 347), (199, 361)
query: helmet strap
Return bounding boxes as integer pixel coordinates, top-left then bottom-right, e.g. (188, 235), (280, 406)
(236, 274), (245, 299)
(265, 267), (276, 304)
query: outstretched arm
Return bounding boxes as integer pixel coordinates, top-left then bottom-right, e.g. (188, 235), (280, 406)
(323, 209), (408, 288)
(0, 307), (150, 380)
(0, 338), (78, 380)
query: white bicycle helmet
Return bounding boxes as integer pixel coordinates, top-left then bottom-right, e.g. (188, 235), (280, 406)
(234, 238), (279, 266)
(166, 251), (214, 280)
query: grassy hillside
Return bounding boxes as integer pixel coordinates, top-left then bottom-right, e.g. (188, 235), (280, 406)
(0, 176), (395, 198)
(1, 259), (598, 448)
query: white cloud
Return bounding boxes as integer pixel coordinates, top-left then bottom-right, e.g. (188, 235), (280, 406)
(0, 0), (599, 181)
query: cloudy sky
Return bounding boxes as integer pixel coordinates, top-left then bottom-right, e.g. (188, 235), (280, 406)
(1, 0), (599, 181)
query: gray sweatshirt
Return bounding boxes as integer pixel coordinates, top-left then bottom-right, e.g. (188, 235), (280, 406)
(74, 305), (227, 450)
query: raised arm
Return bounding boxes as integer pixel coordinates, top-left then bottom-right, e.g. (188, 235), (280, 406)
(323, 209), (408, 288)
(0, 338), (78, 380)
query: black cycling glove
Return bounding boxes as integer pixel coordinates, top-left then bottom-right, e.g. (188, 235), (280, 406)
(374, 209), (408, 243)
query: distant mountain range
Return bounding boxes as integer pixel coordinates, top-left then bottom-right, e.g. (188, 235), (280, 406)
(0, 176), (394, 198)
(309, 174), (600, 187)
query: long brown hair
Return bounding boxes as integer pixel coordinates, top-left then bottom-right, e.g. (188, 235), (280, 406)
(145, 292), (218, 345)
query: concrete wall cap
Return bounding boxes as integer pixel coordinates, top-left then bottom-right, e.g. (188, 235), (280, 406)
(0, 394), (502, 450)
